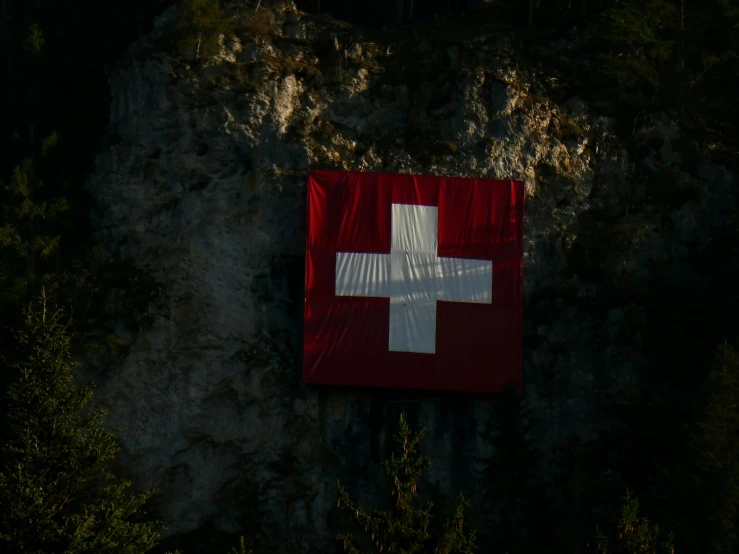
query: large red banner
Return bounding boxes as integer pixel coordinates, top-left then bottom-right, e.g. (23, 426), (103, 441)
(303, 170), (524, 393)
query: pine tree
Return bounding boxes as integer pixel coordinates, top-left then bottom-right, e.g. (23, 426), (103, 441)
(0, 13), (71, 326)
(0, 133), (69, 311)
(0, 294), (164, 553)
(336, 414), (477, 554)
(591, 489), (675, 554)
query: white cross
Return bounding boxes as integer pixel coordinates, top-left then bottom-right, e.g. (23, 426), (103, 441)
(335, 203), (493, 354)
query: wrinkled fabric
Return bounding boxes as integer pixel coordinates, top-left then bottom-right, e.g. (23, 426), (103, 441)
(304, 170), (524, 393)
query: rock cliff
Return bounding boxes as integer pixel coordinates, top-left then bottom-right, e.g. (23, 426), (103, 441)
(82, 0), (735, 550)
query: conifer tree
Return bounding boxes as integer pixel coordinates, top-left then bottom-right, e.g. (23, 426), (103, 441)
(336, 414), (477, 554)
(0, 294), (163, 553)
(0, 133), (69, 311)
(0, 13), (70, 322)
(591, 489), (675, 554)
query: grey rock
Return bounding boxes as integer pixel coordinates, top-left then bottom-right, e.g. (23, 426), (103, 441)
(82, 1), (735, 551)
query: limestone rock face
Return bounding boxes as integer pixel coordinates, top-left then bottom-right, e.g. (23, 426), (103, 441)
(84, 1), (734, 550)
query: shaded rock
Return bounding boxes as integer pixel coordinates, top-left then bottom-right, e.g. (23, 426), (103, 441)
(82, 1), (735, 551)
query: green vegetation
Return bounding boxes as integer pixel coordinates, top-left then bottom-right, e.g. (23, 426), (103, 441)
(233, 6), (277, 44)
(548, 0), (738, 158)
(0, 14), (69, 324)
(175, 0), (233, 60)
(0, 2), (164, 355)
(1, 0), (739, 553)
(0, 137), (69, 309)
(336, 414), (477, 554)
(592, 490), (675, 554)
(0, 298), (163, 553)
(586, 0), (678, 112)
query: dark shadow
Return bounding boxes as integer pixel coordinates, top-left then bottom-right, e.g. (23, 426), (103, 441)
(294, 0), (488, 28)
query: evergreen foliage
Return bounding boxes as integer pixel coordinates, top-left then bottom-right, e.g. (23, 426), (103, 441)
(23, 22), (45, 56)
(0, 136), (69, 310)
(0, 296), (164, 553)
(567, 0), (739, 150)
(175, 0), (233, 60)
(0, 7), (163, 364)
(336, 414), (476, 554)
(3, 1), (739, 552)
(587, 0), (678, 110)
(0, 17), (68, 318)
(591, 489), (675, 554)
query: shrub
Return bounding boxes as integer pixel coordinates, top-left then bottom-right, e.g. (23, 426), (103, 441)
(591, 489), (675, 554)
(336, 414), (477, 554)
(176, 0), (233, 60)
(234, 7), (277, 44)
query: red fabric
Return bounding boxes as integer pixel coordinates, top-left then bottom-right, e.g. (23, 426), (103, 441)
(303, 170), (525, 394)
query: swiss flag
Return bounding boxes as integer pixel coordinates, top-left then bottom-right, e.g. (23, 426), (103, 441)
(303, 170), (525, 394)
